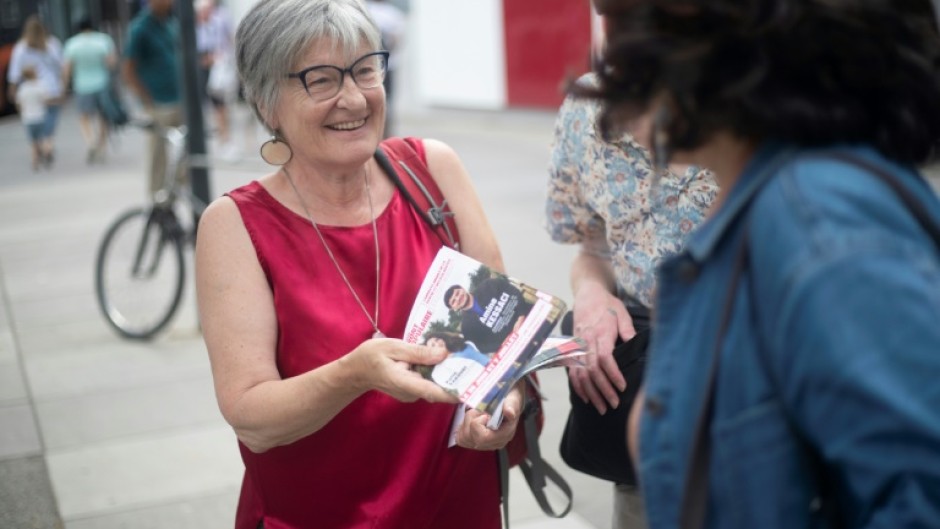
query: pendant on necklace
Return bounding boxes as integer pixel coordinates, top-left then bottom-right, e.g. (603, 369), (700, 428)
(373, 330), (385, 339)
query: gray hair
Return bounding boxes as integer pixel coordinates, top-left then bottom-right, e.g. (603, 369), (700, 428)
(235, 0), (382, 132)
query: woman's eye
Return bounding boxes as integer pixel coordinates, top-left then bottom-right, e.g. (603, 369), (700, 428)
(355, 66), (376, 77)
(307, 76), (333, 87)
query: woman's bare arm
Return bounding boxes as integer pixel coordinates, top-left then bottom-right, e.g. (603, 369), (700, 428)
(195, 196), (453, 453)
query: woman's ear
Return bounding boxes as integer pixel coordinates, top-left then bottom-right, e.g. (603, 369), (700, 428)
(256, 101), (278, 133)
(264, 117), (279, 134)
(249, 102), (278, 136)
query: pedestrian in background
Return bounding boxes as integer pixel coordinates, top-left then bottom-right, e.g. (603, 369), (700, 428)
(62, 17), (117, 164)
(366, 0), (405, 138)
(123, 0), (182, 198)
(586, 0), (940, 528)
(13, 66), (53, 171)
(196, 0), (238, 160)
(7, 15), (64, 168)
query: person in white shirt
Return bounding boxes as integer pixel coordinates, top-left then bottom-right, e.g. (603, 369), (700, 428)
(14, 67), (52, 171)
(7, 15), (64, 167)
(196, 0), (237, 158)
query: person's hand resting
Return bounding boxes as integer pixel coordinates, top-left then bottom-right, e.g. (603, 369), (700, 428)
(346, 337), (460, 404)
(455, 382), (524, 452)
(570, 282), (636, 414)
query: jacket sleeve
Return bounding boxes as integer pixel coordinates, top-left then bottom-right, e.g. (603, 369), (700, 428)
(752, 165), (940, 528)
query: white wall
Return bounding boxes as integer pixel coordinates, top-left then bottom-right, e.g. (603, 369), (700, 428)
(410, 0), (506, 109)
(224, 0), (253, 30)
(225, 0), (506, 110)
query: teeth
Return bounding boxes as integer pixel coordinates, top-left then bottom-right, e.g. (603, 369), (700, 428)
(330, 119), (365, 130)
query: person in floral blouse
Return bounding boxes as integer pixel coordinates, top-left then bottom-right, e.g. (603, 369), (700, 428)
(544, 71), (717, 529)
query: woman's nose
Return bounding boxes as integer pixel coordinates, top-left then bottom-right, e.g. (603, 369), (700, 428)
(335, 75), (367, 108)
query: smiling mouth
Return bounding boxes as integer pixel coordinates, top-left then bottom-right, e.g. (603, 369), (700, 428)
(327, 119), (367, 131)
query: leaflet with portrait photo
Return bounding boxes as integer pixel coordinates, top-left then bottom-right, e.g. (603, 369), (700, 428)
(404, 246), (582, 415)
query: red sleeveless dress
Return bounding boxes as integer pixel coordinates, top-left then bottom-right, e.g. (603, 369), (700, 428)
(226, 139), (500, 529)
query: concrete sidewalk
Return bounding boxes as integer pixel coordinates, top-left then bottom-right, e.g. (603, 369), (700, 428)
(0, 102), (608, 529)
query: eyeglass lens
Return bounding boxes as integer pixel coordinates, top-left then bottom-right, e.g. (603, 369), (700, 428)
(300, 53), (387, 100)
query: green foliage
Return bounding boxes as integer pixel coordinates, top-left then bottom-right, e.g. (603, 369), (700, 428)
(467, 265), (495, 292)
(428, 265), (500, 337)
(427, 318), (459, 334)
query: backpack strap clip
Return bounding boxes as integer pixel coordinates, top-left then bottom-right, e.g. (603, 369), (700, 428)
(374, 138), (460, 250)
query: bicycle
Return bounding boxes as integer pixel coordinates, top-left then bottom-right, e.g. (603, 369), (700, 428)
(94, 120), (208, 340)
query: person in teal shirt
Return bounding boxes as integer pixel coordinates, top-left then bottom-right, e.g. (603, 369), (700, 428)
(123, 0), (182, 198)
(63, 18), (116, 163)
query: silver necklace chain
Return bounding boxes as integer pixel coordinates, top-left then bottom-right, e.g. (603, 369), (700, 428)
(282, 164), (384, 339)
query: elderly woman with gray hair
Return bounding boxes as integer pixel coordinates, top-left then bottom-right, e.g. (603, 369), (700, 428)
(195, 1), (517, 528)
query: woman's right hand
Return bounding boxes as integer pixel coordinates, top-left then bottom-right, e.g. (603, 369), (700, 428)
(569, 282), (636, 414)
(346, 338), (459, 404)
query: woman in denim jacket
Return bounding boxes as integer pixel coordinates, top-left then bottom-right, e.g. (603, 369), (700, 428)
(583, 0), (940, 527)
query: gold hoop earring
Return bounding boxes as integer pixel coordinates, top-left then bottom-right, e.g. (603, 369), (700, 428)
(260, 136), (293, 165)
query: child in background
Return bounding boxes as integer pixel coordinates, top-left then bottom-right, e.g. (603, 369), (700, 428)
(14, 66), (52, 170)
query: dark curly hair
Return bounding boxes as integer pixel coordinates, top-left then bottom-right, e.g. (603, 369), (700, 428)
(581, 0), (940, 164)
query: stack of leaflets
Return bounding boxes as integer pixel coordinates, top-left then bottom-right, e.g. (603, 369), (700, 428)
(404, 247), (588, 420)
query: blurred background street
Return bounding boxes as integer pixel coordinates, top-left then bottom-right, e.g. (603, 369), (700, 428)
(3, 1), (940, 528)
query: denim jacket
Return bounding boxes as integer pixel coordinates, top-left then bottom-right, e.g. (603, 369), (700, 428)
(640, 142), (940, 529)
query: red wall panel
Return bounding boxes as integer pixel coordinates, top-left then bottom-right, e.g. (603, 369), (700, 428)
(502, 0), (592, 109)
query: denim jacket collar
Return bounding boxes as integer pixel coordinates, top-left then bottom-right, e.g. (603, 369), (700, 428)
(685, 141), (799, 263)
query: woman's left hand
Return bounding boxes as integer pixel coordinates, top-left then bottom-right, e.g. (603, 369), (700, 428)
(455, 382), (524, 451)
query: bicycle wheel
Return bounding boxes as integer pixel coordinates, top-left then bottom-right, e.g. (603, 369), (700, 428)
(95, 206), (186, 340)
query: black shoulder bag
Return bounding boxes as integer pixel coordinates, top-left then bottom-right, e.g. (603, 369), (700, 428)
(558, 303), (650, 485)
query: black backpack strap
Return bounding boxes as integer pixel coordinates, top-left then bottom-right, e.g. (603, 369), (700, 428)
(374, 138), (460, 250)
(517, 388), (574, 519)
(678, 232), (751, 529)
(498, 376), (573, 529)
(824, 152), (940, 248)
(498, 449), (511, 529)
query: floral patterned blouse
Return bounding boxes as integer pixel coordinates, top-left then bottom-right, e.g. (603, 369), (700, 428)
(545, 75), (718, 308)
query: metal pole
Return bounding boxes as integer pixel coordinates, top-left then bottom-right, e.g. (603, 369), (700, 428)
(176, 0), (211, 232)
(934, 0), (940, 33)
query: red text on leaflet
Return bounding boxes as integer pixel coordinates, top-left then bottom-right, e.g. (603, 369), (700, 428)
(406, 310), (433, 344)
(463, 297), (552, 408)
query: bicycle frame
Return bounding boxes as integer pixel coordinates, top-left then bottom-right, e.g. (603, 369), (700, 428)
(132, 206), (182, 278)
(144, 121), (208, 242)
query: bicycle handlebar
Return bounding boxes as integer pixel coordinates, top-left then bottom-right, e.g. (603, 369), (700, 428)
(129, 118), (188, 138)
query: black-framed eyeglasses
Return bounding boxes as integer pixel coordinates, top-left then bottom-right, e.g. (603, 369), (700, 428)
(286, 51), (389, 101)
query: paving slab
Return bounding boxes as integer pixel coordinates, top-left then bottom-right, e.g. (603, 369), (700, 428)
(64, 488), (238, 529)
(0, 403), (42, 460)
(35, 373), (220, 451)
(46, 425), (241, 519)
(0, 456), (63, 529)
